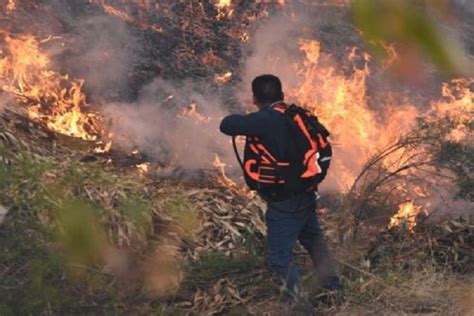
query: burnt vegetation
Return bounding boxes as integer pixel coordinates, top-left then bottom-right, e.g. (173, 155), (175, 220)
(0, 1), (473, 315)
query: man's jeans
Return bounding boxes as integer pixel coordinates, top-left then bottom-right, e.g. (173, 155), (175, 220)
(265, 193), (338, 297)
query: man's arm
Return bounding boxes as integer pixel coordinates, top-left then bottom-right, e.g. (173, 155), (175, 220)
(219, 111), (267, 137)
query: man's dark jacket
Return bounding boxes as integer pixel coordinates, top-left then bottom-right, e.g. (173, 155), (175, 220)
(220, 103), (315, 210)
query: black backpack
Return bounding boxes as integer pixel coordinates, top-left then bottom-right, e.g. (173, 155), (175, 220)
(233, 103), (332, 195)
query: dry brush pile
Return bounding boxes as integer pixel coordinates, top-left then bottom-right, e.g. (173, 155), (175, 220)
(0, 107), (272, 314)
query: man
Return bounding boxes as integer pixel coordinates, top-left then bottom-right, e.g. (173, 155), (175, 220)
(219, 74), (341, 302)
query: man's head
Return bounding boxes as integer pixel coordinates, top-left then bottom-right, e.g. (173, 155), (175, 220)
(252, 74), (284, 108)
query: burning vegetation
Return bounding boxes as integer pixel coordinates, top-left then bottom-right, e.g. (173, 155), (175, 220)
(0, 0), (473, 315)
(0, 32), (103, 140)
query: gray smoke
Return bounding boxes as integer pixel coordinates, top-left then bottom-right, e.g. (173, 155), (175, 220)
(40, 5), (235, 172)
(102, 78), (233, 170)
(454, 0), (474, 13)
(64, 15), (138, 101)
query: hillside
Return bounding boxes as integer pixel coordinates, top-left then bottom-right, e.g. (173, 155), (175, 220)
(1, 1), (473, 315)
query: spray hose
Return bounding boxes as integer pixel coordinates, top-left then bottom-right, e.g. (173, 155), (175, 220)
(232, 136), (245, 171)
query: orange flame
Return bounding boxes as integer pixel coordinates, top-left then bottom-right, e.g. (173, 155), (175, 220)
(98, 3), (163, 33)
(215, 0), (232, 9)
(289, 40), (383, 189)
(287, 39), (472, 190)
(388, 201), (424, 231)
(178, 103), (211, 123)
(432, 79), (473, 121)
(136, 162), (150, 174)
(213, 153), (236, 186)
(93, 139), (113, 154)
(0, 32), (102, 140)
(215, 0), (234, 19)
(6, 0), (16, 13)
(214, 71), (232, 84)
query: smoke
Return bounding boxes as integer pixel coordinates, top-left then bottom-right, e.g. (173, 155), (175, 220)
(62, 15), (138, 102)
(45, 3), (235, 173)
(240, 10), (375, 192)
(454, 0), (474, 13)
(26, 0), (469, 210)
(239, 6), (474, 218)
(102, 78), (233, 170)
(240, 14), (303, 92)
(26, 3), (234, 173)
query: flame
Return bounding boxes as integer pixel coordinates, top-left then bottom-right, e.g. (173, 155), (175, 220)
(289, 39), (383, 189)
(215, 0), (234, 19)
(6, 0), (16, 13)
(388, 201), (424, 231)
(215, 0), (232, 9)
(213, 154), (236, 186)
(240, 31), (250, 43)
(93, 139), (113, 154)
(178, 103), (211, 123)
(214, 71), (232, 84)
(1, 2), (470, 198)
(97, 3), (163, 33)
(433, 78), (473, 143)
(432, 78), (473, 121)
(136, 162), (150, 174)
(287, 39), (472, 190)
(0, 32), (102, 140)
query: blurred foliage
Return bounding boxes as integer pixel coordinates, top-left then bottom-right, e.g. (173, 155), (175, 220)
(352, 0), (465, 74)
(56, 200), (108, 267)
(0, 143), (158, 313)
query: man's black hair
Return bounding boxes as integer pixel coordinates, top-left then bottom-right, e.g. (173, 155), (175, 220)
(252, 74), (283, 105)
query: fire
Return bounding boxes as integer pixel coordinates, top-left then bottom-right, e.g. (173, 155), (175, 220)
(215, 71), (232, 84)
(216, 0), (232, 9)
(432, 78), (473, 121)
(431, 78), (473, 143)
(6, 0), (16, 13)
(290, 39), (384, 189)
(0, 32), (102, 140)
(213, 154), (235, 186)
(178, 103), (211, 123)
(1, 2), (470, 199)
(136, 162), (150, 174)
(93, 139), (113, 154)
(288, 38), (472, 190)
(388, 201), (424, 231)
(240, 31), (250, 43)
(97, 3), (163, 33)
(215, 0), (234, 19)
